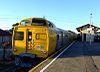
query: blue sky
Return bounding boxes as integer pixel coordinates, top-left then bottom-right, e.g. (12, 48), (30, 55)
(0, 0), (100, 33)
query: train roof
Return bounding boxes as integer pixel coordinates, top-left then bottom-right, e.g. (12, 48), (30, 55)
(76, 24), (99, 32)
(23, 17), (46, 21)
(20, 17), (58, 28)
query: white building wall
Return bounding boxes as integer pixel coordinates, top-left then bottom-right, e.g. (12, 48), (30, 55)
(81, 28), (95, 42)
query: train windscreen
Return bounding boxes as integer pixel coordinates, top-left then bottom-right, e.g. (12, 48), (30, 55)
(32, 19), (46, 26)
(20, 20), (32, 25)
(20, 19), (46, 26)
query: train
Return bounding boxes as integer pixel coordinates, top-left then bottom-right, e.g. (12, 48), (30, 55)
(12, 17), (77, 67)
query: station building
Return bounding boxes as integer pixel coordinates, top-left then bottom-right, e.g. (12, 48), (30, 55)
(76, 24), (99, 42)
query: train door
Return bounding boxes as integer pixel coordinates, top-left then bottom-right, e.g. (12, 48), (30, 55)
(13, 28), (35, 54)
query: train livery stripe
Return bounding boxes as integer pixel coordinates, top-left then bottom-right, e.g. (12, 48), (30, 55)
(40, 41), (75, 72)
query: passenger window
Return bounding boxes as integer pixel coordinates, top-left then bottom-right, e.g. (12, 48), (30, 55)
(28, 32), (32, 41)
(15, 32), (24, 40)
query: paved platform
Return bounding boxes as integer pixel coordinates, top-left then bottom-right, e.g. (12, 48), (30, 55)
(39, 41), (100, 72)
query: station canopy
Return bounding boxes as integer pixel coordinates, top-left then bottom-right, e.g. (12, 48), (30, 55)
(76, 24), (99, 32)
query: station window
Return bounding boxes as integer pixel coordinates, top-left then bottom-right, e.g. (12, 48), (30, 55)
(15, 32), (24, 40)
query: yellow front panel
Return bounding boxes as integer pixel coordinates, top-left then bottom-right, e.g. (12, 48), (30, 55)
(13, 26), (49, 58)
(14, 41), (26, 54)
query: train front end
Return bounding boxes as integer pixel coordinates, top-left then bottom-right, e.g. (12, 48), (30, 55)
(12, 18), (49, 67)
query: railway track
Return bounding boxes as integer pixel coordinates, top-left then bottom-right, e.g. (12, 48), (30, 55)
(0, 61), (31, 72)
(0, 57), (44, 72)
(1, 65), (17, 72)
(0, 62), (16, 72)
(0, 64), (32, 72)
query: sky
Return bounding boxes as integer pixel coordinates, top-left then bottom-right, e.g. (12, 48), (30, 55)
(0, 0), (100, 33)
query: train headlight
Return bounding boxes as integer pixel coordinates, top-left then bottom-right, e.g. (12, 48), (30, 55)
(13, 48), (17, 52)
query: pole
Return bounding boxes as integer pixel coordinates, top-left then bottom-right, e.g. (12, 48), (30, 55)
(90, 13), (92, 44)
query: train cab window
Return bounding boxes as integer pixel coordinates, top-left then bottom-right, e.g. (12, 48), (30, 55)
(20, 20), (32, 25)
(32, 19), (46, 26)
(15, 32), (24, 40)
(28, 32), (32, 41)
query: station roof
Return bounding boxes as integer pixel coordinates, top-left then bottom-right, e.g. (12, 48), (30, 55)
(97, 28), (100, 30)
(76, 24), (99, 32)
(0, 29), (11, 36)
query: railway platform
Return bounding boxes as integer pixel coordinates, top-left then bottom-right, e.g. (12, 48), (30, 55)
(29, 41), (100, 72)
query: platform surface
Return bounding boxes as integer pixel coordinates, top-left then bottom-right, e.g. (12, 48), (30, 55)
(40, 41), (100, 72)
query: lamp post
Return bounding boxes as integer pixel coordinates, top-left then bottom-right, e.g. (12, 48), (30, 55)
(90, 13), (92, 44)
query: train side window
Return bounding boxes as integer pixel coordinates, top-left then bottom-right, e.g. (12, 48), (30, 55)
(48, 21), (53, 28)
(15, 32), (24, 40)
(51, 24), (53, 28)
(57, 35), (59, 39)
(28, 32), (32, 41)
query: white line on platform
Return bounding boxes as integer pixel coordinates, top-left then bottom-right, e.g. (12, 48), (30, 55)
(40, 41), (75, 72)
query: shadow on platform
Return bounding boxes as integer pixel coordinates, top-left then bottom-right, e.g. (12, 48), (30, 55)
(58, 41), (100, 58)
